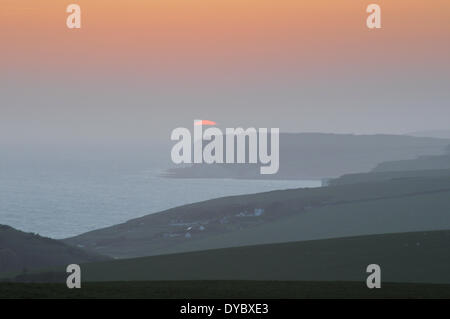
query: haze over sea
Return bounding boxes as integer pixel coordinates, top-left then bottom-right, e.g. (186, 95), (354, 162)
(0, 145), (320, 239)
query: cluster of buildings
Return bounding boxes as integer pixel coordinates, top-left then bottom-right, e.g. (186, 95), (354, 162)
(163, 207), (265, 240)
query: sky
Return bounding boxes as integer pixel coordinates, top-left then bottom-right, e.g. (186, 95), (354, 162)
(1, 0), (450, 146)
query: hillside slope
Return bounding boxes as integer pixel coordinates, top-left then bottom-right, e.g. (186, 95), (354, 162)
(328, 169), (450, 186)
(64, 176), (450, 258)
(373, 155), (450, 172)
(63, 230), (450, 284)
(0, 225), (109, 277)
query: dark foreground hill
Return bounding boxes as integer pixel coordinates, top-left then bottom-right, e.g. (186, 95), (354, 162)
(0, 225), (109, 277)
(79, 230), (450, 284)
(2, 281), (450, 299)
(17, 230), (450, 285)
(64, 175), (450, 258)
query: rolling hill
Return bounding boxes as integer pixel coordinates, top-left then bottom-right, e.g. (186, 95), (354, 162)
(0, 225), (109, 277)
(373, 155), (450, 172)
(64, 174), (450, 258)
(328, 169), (450, 186)
(18, 230), (450, 285)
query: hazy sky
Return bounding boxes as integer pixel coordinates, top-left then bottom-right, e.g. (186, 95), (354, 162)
(1, 0), (449, 146)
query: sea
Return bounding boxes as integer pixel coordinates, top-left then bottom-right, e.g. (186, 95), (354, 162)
(0, 145), (321, 239)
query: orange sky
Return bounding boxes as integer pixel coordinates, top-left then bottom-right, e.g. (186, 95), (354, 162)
(1, 0), (450, 144)
(1, 0), (450, 80)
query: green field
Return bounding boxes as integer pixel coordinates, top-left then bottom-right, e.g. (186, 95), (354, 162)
(133, 190), (450, 256)
(2, 281), (450, 299)
(64, 175), (450, 258)
(13, 230), (450, 285)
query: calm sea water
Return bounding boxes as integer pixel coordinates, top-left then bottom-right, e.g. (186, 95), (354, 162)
(0, 146), (321, 239)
